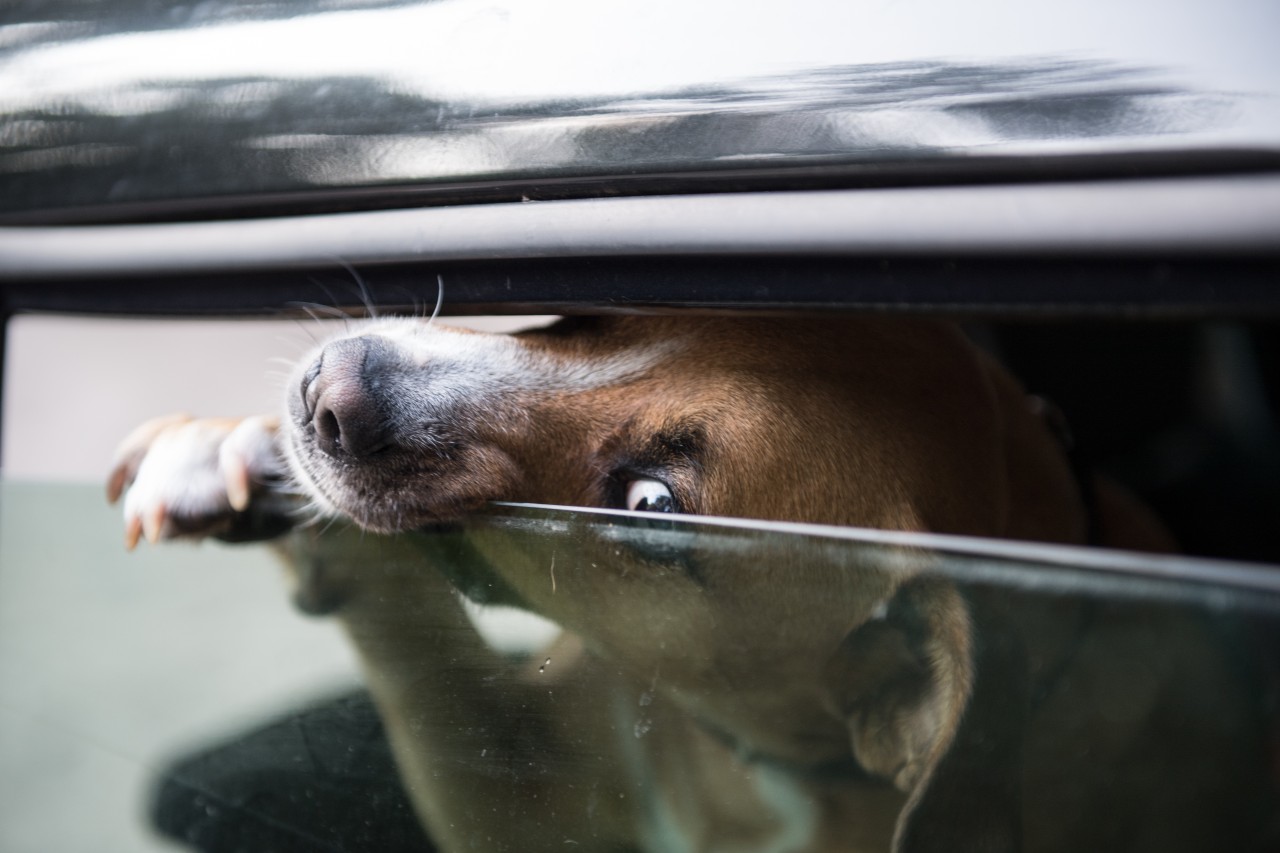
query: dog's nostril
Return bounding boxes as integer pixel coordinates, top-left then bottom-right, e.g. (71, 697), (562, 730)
(310, 375), (397, 459)
(303, 335), (399, 459)
(311, 389), (392, 458)
(313, 405), (342, 454)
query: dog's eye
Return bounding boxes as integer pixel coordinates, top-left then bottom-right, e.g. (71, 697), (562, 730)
(625, 478), (676, 513)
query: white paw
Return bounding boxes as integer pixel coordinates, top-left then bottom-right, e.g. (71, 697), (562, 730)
(108, 414), (285, 549)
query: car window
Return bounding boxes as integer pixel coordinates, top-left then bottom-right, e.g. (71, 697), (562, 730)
(2, 484), (1277, 851)
(2, 313), (1277, 852)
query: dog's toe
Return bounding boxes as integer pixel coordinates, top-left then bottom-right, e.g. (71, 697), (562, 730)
(113, 415), (286, 548)
(107, 412), (194, 505)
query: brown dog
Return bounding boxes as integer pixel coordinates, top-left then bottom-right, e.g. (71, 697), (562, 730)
(110, 315), (1271, 852)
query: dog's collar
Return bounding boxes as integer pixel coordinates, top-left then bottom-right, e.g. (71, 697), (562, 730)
(693, 715), (874, 783)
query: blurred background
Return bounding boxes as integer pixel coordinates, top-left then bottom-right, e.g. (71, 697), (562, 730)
(0, 313), (545, 852)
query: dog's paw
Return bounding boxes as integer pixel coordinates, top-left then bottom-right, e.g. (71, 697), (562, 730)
(108, 414), (295, 549)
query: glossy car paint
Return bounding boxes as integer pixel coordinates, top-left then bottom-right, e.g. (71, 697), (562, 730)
(1, 0), (1278, 223)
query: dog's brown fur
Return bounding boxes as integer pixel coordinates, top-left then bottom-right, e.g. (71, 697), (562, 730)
(111, 316), (1271, 852)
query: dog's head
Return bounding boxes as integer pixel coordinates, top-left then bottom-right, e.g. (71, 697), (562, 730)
(285, 314), (1056, 848)
(285, 315), (1033, 535)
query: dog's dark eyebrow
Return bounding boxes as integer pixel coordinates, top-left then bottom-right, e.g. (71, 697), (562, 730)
(631, 421), (707, 469)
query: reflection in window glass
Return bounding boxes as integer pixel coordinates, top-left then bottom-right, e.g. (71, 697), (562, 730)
(8, 489), (1274, 852)
(0, 482), (360, 852)
(284, 505), (1280, 853)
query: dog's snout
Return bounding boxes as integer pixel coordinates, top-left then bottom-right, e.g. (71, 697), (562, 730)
(303, 336), (395, 459)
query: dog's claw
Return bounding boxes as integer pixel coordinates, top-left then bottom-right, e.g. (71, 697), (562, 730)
(144, 504), (168, 545)
(124, 515), (143, 551)
(224, 455), (251, 512)
(106, 465), (128, 505)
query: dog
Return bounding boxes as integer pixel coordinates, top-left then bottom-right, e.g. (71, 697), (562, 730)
(109, 315), (1273, 852)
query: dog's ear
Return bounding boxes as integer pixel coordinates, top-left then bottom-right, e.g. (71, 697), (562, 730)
(824, 579), (1028, 853)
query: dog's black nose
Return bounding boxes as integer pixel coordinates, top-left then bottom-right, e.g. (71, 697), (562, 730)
(303, 336), (395, 459)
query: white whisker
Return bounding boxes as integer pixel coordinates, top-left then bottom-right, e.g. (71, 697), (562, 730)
(426, 274), (445, 327)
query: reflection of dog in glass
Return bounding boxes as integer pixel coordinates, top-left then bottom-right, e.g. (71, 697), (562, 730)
(111, 316), (1270, 852)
